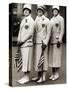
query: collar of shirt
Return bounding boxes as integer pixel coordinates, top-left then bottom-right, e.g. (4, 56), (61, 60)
(37, 15), (45, 18)
(24, 14), (31, 20)
(53, 14), (60, 19)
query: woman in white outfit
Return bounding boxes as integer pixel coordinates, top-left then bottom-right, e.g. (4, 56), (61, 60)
(33, 5), (51, 83)
(17, 4), (35, 84)
(49, 6), (64, 80)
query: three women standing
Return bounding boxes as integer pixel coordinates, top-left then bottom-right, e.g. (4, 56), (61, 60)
(17, 4), (64, 84)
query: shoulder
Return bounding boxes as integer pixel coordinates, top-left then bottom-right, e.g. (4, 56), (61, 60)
(50, 17), (54, 23)
(57, 15), (64, 22)
(31, 17), (34, 22)
(45, 17), (50, 25)
(29, 16), (34, 22)
(35, 16), (39, 21)
(42, 15), (49, 24)
(50, 16), (54, 21)
(45, 16), (49, 21)
(49, 17), (54, 26)
(34, 16), (39, 24)
(59, 15), (64, 19)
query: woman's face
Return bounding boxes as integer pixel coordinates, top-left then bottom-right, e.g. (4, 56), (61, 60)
(24, 9), (30, 16)
(53, 9), (58, 16)
(37, 9), (43, 16)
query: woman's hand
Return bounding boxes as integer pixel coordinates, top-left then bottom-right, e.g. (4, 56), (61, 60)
(41, 41), (47, 51)
(57, 41), (60, 48)
(17, 41), (24, 47)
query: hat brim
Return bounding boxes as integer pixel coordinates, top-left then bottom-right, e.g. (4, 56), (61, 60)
(23, 8), (31, 12)
(52, 8), (59, 12)
(37, 8), (44, 13)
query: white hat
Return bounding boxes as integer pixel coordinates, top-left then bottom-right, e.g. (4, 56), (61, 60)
(52, 6), (60, 10)
(23, 4), (31, 11)
(37, 5), (44, 12)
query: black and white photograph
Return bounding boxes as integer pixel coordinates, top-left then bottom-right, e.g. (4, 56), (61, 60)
(9, 3), (66, 87)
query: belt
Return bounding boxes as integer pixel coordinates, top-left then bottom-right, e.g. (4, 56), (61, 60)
(50, 43), (62, 45)
(20, 45), (33, 48)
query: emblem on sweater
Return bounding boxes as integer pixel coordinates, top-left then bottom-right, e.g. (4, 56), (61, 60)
(25, 25), (29, 29)
(42, 24), (45, 28)
(55, 23), (59, 27)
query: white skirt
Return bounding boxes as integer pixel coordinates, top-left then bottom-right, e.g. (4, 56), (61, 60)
(21, 46), (33, 72)
(49, 44), (62, 67)
(34, 44), (48, 71)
